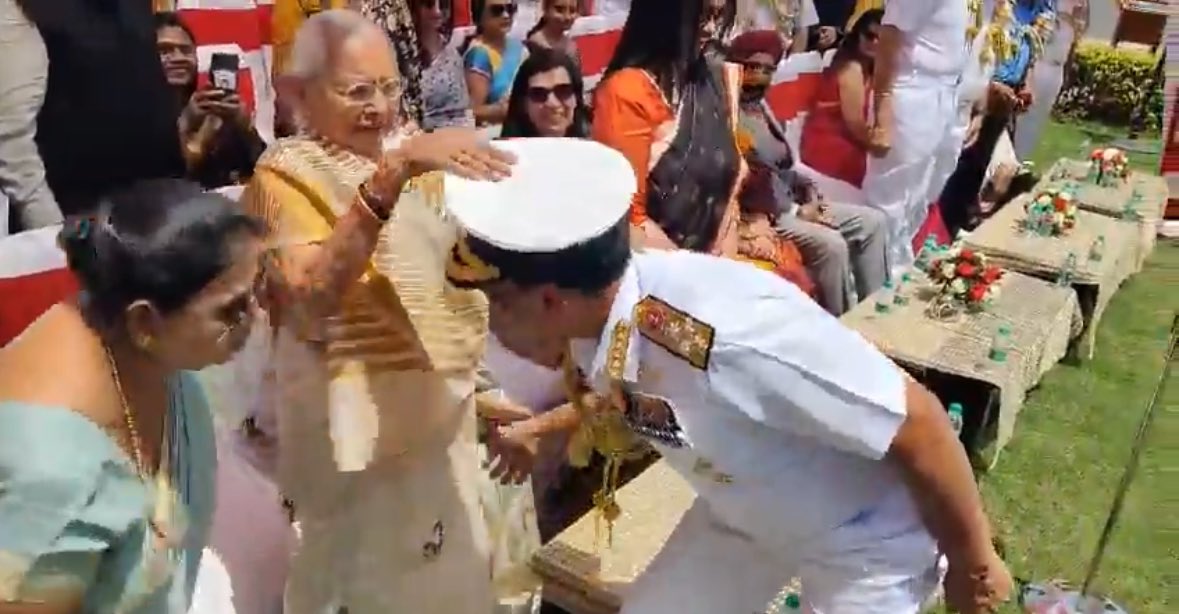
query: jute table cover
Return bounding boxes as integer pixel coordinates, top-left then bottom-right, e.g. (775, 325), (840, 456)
(531, 461), (800, 614)
(1042, 158), (1168, 270)
(963, 193), (1138, 360)
(840, 271), (1080, 466)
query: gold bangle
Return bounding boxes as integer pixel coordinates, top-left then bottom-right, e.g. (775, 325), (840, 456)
(357, 181), (394, 222)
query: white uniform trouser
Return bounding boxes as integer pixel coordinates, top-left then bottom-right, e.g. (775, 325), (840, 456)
(863, 76), (961, 277)
(1014, 59), (1066, 160)
(620, 492), (941, 614)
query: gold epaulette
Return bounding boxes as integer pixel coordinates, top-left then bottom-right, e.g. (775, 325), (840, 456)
(633, 296), (716, 371)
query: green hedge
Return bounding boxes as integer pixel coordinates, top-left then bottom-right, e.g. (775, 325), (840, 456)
(1053, 42), (1163, 131)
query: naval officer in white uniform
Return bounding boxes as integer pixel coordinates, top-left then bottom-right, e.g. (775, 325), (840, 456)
(864, 0), (970, 275)
(443, 138), (1012, 614)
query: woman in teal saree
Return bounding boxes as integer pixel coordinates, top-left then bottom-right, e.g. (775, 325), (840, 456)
(0, 179), (265, 613)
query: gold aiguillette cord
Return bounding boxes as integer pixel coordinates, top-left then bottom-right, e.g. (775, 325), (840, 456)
(561, 349), (632, 548)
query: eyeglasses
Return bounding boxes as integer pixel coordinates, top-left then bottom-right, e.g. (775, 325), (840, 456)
(487, 2), (517, 18)
(332, 78), (402, 104)
(525, 83), (576, 104)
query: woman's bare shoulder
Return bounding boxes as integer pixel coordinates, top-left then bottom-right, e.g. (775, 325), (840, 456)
(0, 305), (116, 426)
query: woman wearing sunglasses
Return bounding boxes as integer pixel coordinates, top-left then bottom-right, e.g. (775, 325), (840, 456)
(501, 49), (589, 138)
(798, 9), (885, 193)
(0, 179), (265, 612)
(462, 0), (528, 126)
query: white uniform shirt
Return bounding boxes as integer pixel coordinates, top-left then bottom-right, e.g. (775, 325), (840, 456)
(571, 250), (920, 553)
(883, 0), (970, 81)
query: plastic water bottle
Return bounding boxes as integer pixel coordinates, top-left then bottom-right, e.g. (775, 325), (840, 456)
(875, 279), (895, 314)
(914, 237), (938, 272)
(947, 403), (965, 436)
(1056, 253), (1077, 287)
(893, 273), (912, 306)
(989, 325), (1012, 363)
(1088, 235), (1106, 262)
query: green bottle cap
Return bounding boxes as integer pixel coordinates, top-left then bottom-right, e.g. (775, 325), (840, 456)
(901, 273), (913, 283)
(948, 402), (964, 415)
(784, 593), (801, 609)
(883, 278), (895, 289)
(997, 324), (1011, 335)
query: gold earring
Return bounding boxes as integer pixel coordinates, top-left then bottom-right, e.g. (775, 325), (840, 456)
(138, 336), (154, 352)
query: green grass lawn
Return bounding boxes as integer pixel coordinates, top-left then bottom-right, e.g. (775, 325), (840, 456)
(979, 121), (1177, 613)
(1027, 119), (1163, 173)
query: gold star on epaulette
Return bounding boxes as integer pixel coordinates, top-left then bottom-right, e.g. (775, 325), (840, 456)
(633, 296), (715, 370)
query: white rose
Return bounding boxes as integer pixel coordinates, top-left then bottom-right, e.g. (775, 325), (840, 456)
(950, 278), (968, 295)
(1102, 148), (1119, 161)
(986, 285), (1001, 301)
(941, 262), (957, 278)
(1053, 212), (1065, 225)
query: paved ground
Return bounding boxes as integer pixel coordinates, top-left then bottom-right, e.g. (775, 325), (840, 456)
(1087, 0), (1119, 43)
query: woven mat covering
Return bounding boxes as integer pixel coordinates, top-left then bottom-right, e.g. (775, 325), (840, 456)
(964, 193), (1139, 359)
(1043, 159), (1135, 216)
(531, 461), (802, 614)
(1042, 158), (1169, 270)
(840, 270), (1080, 464)
(531, 461), (695, 614)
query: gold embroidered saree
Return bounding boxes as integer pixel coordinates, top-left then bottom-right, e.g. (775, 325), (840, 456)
(243, 136), (539, 613)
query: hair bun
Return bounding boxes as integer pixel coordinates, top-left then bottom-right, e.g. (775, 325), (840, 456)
(58, 217), (104, 285)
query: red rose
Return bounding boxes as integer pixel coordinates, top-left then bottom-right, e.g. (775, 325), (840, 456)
(982, 267), (1002, 284)
(956, 262), (977, 278)
(959, 249), (975, 261)
(1054, 198), (1067, 212)
(968, 283), (988, 302)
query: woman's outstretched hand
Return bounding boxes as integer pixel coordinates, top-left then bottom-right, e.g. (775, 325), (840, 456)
(401, 127), (516, 181)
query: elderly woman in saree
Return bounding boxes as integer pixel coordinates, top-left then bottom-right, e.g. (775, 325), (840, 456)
(239, 10), (538, 613)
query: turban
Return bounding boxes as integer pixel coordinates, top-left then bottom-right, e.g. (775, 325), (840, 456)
(727, 30), (786, 64)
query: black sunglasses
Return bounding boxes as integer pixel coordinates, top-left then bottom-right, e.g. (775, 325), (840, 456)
(526, 83), (576, 104)
(487, 2), (517, 17)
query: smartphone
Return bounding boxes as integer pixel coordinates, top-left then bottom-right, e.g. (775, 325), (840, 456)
(209, 52), (240, 92)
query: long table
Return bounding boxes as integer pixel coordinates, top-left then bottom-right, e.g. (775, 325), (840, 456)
(962, 193), (1140, 360)
(1041, 158), (1170, 270)
(840, 269), (1081, 467)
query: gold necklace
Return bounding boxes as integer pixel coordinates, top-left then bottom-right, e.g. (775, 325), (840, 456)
(103, 346), (171, 542)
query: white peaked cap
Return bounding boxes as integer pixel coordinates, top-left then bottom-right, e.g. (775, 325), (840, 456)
(444, 138), (637, 253)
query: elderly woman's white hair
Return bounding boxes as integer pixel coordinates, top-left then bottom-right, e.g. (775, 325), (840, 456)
(285, 9), (394, 81)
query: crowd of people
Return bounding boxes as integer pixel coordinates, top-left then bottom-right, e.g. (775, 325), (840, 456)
(0, 0), (1089, 612)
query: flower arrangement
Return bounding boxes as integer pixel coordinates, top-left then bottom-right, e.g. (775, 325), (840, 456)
(1023, 188), (1078, 236)
(925, 244), (1004, 312)
(1088, 147), (1129, 186)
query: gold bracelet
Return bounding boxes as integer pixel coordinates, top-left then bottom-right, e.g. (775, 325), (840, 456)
(357, 181), (394, 222)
